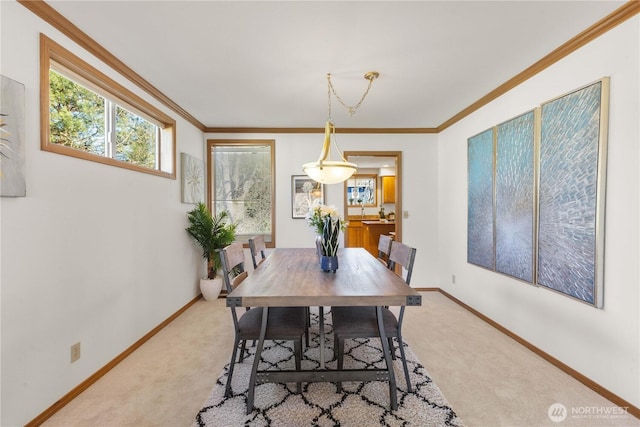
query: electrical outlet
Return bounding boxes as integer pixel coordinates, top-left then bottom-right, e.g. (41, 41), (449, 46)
(70, 342), (81, 363)
(403, 210), (409, 219)
(452, 274), (456, 284)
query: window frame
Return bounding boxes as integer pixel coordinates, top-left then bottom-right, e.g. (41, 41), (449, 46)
(40, 34), (176, 179)
(207, 139), (276, 248)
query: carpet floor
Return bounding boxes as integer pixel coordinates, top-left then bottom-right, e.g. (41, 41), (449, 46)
(194, 308), (463, 426)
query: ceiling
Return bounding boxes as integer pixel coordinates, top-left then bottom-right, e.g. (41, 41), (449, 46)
(44, 1), (626, 130)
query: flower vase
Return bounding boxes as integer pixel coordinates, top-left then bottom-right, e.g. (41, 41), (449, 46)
(315, 235), (323, 257)
(320, 255), (339, 273)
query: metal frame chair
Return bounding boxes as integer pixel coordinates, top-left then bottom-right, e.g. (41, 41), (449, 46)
(249, 235), (311, 347)
(331, 241), (417, 392)
(377, 234), (393, 267)
(248, 234), (267, 269)
(221, 242), (308, 397)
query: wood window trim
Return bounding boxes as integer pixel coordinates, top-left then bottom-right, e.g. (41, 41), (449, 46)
(40, 33), (177, 179)
(207, 139), (276, 248)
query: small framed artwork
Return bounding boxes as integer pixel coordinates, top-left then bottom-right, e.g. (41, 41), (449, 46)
(181, 153), (204, 204)
(291, 175), (324, 218)
(1, 75), (26, 197)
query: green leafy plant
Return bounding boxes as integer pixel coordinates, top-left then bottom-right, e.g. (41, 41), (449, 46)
(186, 202), (237, 279)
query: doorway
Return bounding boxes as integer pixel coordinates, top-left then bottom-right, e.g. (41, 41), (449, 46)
(343, 151), (402, 252)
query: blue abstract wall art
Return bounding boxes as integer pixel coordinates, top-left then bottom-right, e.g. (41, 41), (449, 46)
(537, 80), (608, 307)
(467, 128), (495, 270)
(466, 78), (608, 307)
(496, 111), (535, 283)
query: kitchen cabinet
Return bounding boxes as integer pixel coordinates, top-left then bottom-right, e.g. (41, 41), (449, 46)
(362, 221), (396, 257)
(346, 220), (364, 248)
(381, 176), (396, 204)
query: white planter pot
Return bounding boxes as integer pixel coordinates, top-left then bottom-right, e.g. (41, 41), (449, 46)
(200, 278), (223, 301)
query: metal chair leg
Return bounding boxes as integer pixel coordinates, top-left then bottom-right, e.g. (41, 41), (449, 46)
(336, 337), (344, 393)
(396, 332), (412, 392)
(239, 340), (248, 362)
(294, 339), (302, 393)
(388, 336), (396, 360)
(225, 337), (241, 397)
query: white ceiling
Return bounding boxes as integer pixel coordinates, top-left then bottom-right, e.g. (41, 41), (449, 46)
(46, 0), (625, 129)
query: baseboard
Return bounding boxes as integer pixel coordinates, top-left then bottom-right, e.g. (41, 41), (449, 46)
(25, 294), (203, 427)
(26, 288), (639, 424)
(437, 288), (640, 420)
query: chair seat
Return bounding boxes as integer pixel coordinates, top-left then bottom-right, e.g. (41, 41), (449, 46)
(238, 306), (307, 339)
(331, 306), (398, 338)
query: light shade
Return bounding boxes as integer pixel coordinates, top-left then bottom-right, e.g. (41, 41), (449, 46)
(302, 160), (357, 184)
(303, 121), (357, 184)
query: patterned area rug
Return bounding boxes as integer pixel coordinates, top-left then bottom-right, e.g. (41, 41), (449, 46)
(194, 308), (464, 426)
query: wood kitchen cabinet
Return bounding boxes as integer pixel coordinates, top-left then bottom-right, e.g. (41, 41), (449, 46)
(381, 176), (396, 204)
(362, 221), (395, 257)
(346, 220), (364, 248)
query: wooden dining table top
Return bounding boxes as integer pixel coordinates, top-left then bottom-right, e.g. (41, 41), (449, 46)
(227, 247), (422, 308)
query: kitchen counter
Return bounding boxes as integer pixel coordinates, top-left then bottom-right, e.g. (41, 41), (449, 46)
(362, 221), (395, 257)
(362, 220), (396, 225)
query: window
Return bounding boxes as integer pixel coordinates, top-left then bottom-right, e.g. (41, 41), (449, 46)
(209, 140), (275, 246)
(40, 34), (175, 178)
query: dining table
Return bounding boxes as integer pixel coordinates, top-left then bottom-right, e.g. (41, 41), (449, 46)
(226, 247), (422, 414)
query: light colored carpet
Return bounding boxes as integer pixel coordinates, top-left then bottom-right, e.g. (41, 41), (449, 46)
(41, 292), (639, 427)
(194, 309), (463, 426)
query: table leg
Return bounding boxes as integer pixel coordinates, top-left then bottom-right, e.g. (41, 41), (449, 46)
(246, 306), (269, 415)
(376, 306), (397, 410)
(319, 306), (325, 369)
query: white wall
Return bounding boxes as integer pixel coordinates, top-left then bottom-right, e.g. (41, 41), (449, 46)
(437, 16), (639, 407)
(206, 132), (440, 289)
(0, 3), (440, 423)
(0, 3), (206, 425)
(2, 0), (637, 424)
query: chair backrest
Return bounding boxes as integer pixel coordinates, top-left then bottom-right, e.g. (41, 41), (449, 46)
(220, 242), (248, 293)
(388, 241), (417, 285)
(248, 235), (267, 269)
(377, 234), (393, 267)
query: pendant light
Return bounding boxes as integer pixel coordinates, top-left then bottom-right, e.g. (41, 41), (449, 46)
(302, 71), (379, 185)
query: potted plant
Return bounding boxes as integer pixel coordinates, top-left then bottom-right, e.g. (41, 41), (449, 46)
(186, 202), (237, 300)
(307, 201), (345, 272)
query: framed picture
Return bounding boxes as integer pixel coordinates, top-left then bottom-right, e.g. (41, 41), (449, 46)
(467, 128), (495, 270)
(495, 110), (535, 283)
(291, 175), (324, 219)
(1, 75), (26, 197)
(537, 78), (609, 307)
(467, 78), (608, 307)
(181, 153), (204, 204)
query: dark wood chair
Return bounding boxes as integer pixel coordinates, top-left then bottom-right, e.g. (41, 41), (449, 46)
(377, 234), (393, 267)
(221, 242), (308, 397)
(248, 234), (267, 269)
(331, 241), (417, 393)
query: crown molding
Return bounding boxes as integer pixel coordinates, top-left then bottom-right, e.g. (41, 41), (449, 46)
(18, 0), (206, 132)
(437, 0), (640, 132)
(204, 127), (439, 134)
(21, 0), (639, 136)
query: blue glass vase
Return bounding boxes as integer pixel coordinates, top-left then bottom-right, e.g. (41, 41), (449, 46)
(320, 255), (338, 273)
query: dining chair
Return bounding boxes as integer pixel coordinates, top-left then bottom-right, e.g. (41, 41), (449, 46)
(248, 235), (267, 269)
(220, 242), (308, 397)
(331, 241), (417, 393)
(377, 234), (393, 267)
(250, 235), (311, 347)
